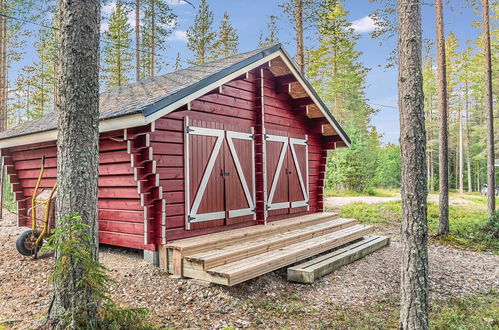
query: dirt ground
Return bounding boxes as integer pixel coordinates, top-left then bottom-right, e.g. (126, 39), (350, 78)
(0, 208), (497, 329)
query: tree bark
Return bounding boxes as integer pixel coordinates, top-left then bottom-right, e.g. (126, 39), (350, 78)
(294, 0), (304, 74)
(0, 0), (7, 216)
(49, 0), (100, 326)
(436, 0), (449, 234)
(465, 79), (472, 192)
(0, 0), (6, 132)
(482, 0), (495, 216)
(397, 1), (429, 329)
(150, 0), (155, 78)
(135, 0), (140, 81)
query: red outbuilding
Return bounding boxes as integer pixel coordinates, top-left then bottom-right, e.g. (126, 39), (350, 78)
(0, 45), (350, 262)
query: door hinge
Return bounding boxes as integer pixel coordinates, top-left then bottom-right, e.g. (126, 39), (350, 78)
(264, 134), (269, 140)
(187, 215), (196, 222)
(265, 204), (271, 211)
(186, 126), (194, 133)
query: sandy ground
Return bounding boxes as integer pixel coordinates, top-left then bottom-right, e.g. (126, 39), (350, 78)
(326, 193), (485, 209)
(0, 209), (497, 329)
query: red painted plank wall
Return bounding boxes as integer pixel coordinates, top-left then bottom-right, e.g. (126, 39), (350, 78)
(259, 67), (323, 221)
(152, 67), (329, 242)
(2, 133), (155, 250)
(151, 73), (258, 242)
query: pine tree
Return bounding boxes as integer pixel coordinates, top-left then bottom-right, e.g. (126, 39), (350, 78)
(48, 0), (100, 325)
(279, 0), (318, 73)
(308, 0), (378, 193)
(482, 0), (495, 215)
(258, 15), (280, 48)
(398, 0), (429, 327)
(307, 0), (371, 127)
(186, 0), (215, 64)
(102, 1), (133, 89)
(436, 0), (450, 235)
(174, 52), (182, 71)
(213, 12), (239, 59)
(140, 0), (177, 79)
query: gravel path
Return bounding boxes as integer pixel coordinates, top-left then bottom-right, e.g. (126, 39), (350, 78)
(326, 193), (484, 209)
(0, 211), (497, 329)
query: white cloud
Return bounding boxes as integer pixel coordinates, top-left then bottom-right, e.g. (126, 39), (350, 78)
(351, 16), (376, 33)
(102, 1), (116, 16)
(169, 30), (188, 42)
(166, 0), (190, 5)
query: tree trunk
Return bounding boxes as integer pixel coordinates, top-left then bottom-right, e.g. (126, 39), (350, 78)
(436, 0), (449, 234)
(135, 0), (140, 81)
(294, 0), (304, 74)
(397, 1), (429, 329)
(459, 97), (463, 194)
(49, 0), (100, 326)
(482, 0), (495, 216)
(0, 0), (6, 132)
(465, 80), (472, 192)
(0, 0), (7, 216)
(150, 0), (155, 78)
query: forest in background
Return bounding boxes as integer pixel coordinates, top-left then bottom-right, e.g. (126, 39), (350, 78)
(0, 0), (497, 202)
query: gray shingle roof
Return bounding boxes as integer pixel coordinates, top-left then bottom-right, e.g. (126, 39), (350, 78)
(0, 44), (350, 146)
(0, 45), (279, 140)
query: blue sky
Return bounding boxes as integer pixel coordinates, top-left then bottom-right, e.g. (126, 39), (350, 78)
(12, 0), (485, 144)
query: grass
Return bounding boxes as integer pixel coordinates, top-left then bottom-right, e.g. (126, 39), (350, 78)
(339, 201), (498, 252)
(461, 195), (498, 204)
(242, 291), (499, 329)
(325, 188), (397, 198)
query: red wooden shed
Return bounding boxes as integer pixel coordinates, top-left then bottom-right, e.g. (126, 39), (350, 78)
(0, 44), (350, 258)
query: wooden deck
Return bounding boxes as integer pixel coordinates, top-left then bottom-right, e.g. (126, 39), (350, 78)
(161, 212), (374, 286)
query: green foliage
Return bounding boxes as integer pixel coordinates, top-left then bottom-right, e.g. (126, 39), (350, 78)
(212, 12), (239, 59)
(375, 144), (401, 189)
(339, 201), (402, 224)
(186, 0), (215, 65)
(307, 0), (372, 126)
(339, 201), (498, 252)
(257, 15), (280, 48)
(3, 174), (16, 211)
(46, 213), (152, 329)
(429, 291), (499, 329)
(102, 1), (134, 89)
(326, 127), (381, 193)
(138, 0), (177, 79)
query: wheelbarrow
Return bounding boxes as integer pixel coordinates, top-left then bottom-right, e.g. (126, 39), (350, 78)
(16, 156), (57, 258)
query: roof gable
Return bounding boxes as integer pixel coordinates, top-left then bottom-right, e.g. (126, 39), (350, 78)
(0, 44), (350, 148)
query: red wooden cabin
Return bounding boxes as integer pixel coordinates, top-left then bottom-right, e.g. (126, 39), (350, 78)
(0, 45), (350, 257)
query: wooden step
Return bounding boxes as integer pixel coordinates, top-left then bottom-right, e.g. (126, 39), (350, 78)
(185, 218), (358, 270)
(287, 236), (390, 284)
(166, 212), (340, 255)
(196, 224), (373, 286)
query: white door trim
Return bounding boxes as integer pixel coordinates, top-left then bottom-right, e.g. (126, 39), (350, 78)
(186, 125), (225, 227)
(226, 130), (256, 218)
(266, 134), (290, 211)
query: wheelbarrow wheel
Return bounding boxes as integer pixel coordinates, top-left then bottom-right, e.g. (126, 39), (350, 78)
(16, 230), (43, 256)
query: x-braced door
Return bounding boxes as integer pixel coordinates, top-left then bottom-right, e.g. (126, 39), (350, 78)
(184, 118), (256, 230)
(265, 133), (309, 216)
